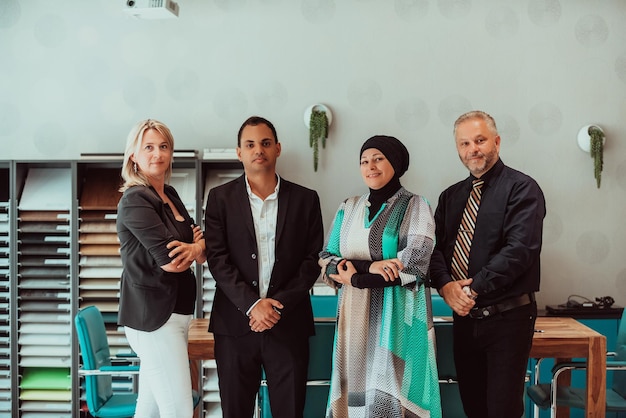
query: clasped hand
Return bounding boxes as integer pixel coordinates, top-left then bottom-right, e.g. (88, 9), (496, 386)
(328, 259), (357, 286)
(329, 258), (404, 286)
(249, 298), (283, 333)
(369, 258), (403, 282)
(440, 279), (476, 316)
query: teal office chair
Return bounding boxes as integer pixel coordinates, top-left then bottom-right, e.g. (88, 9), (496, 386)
(527, 309), (626, 418)
(258, 294), (338, 418)
(74, 306), (140, 418)
(75, 306), (200, 418)
(431, 293), (466, 418)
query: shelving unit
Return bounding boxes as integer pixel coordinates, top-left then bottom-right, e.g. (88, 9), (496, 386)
(198, 159), (243, 418)
(75, 162), (133, 400)
(0, 155), (246, 417)
(15, 163), (75, 418)
(76, 164), (124, 338)
(0, 162), (11, 416)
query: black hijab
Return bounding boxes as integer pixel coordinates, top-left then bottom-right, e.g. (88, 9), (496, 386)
(360, 135), (410, 221)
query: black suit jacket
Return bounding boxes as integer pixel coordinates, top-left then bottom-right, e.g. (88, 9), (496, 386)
(204, 175), (323, 340)
(117, 185), (197, 331)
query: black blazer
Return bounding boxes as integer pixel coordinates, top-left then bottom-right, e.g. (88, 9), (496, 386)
(204, 175), (324, 340)
(117, 185), (197, 331)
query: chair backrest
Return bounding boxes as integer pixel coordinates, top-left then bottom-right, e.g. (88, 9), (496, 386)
(430, 294), (456, 378)
(308, 321), (335, 380)
(74, 305), (114, 414)
(611, 308), (626, 397)
(431, 294), (453, 317)
(309, 295), (338, 381)
(310, 294), (338, 319)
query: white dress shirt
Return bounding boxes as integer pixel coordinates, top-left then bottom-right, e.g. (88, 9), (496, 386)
(245, 175), (280, 313)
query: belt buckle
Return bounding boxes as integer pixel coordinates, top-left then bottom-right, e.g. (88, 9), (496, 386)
(469, 306), (495, 319)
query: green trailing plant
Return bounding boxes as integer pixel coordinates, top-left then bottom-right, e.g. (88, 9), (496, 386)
(309, 109), (329, 172)
(588, 125), (604, 188)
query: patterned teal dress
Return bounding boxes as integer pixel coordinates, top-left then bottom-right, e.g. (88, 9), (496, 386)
(319, 188), (441, 418)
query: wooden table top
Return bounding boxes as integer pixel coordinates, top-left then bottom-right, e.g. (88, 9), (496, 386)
(187, 317), (336, 360)
(530, 316), (605, 358)
(188, 318), (213, 360)
(188, 316), (605, 360)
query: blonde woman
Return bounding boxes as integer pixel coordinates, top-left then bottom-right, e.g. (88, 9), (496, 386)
(117, 119), (205, 417)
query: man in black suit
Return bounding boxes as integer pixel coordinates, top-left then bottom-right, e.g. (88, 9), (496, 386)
(204, 116), (324, 418)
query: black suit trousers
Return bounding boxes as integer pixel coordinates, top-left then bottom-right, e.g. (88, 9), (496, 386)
(453, 302), (537, 418)
(214, 330), (310, 418)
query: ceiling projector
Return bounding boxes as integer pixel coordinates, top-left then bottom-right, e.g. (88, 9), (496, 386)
(124, 0), (179, 19)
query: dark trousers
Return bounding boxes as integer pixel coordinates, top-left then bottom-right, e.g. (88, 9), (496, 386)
(453, 302), (537, 418)
(214, 331), (309, 418)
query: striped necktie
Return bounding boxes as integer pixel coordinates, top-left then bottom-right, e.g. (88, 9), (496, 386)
(451, 179), (485, 281)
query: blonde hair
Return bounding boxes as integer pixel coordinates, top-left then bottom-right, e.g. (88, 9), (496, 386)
(119, 119), (174, 192)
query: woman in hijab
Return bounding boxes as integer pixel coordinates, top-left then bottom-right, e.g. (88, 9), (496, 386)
(319, 135), (441, 417)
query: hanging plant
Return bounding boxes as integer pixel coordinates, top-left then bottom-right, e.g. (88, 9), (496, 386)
(309, 109), (329, 172)
(588, 125), (604, 188)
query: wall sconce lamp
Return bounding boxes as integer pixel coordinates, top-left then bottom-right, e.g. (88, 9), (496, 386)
(304, 104), (333, 172)
(577, 124), (606, 188)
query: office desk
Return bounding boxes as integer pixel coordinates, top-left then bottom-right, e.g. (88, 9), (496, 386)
(188, 318), (213, 360)
(187, 317), (335, 360)
(531, 316), (607, 418)
(188, 317), (607, 418)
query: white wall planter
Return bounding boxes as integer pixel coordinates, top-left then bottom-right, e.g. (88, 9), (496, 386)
(577, 124), (605, 188)
(303, 104), (333, 128)
(577, 124), (605, 152)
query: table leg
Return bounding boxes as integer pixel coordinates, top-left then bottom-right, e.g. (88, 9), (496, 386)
(586, 336), (606, 418)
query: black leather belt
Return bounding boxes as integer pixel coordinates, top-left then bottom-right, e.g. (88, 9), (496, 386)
(468, 293), (535, 319)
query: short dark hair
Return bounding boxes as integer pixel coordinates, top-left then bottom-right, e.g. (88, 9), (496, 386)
(237, 116), (278, 147)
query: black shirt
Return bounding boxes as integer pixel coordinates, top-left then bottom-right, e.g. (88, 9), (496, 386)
(430, 159), (546, 307)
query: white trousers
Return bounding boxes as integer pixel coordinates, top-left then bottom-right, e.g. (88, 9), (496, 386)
(125, 313), (193, 418)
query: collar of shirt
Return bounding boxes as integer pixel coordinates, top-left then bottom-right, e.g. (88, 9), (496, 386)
(468, 158), (504, 189)
(244, 174), (280, 299)
(244, 174), (281, 200)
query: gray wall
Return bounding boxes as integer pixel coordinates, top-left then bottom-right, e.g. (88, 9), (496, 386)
(2, 0), (626, 309)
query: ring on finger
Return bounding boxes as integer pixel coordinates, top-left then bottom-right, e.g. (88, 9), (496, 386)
(383, 266), (389, 271)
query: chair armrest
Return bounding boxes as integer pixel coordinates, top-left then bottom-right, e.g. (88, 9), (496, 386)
(100, 365), (140, 372)
(543, 350), (618, 376)
(551, 360), (626, 374)
(306, 380), (332, 386)
(111, 356), (140, 366)
(113, 350), (139, 364)
(550, 361), (587, 374)
(606, 360), (626, 370)
(78, 365), (140, 376)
